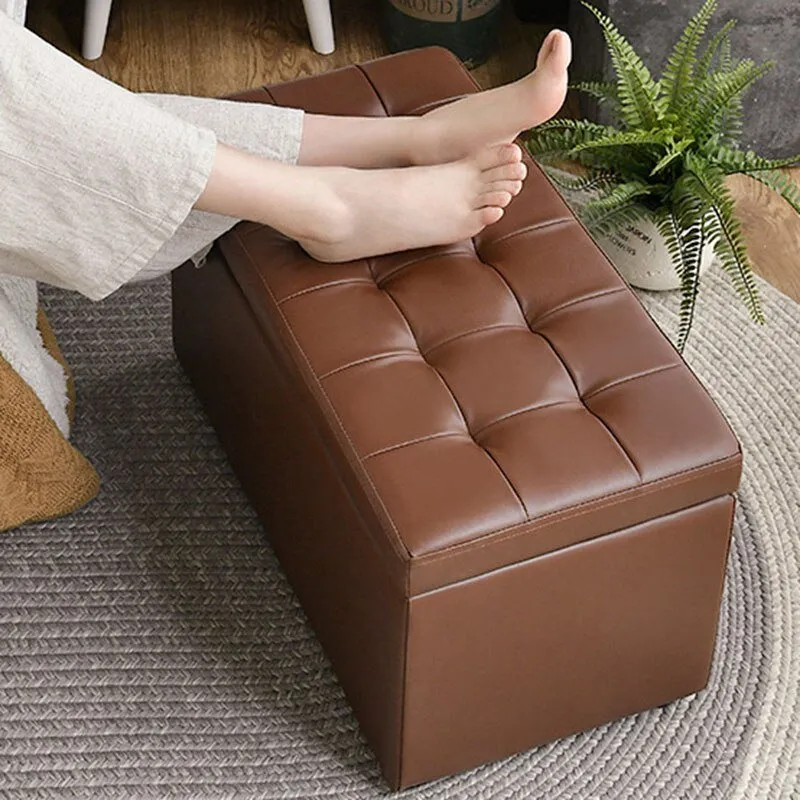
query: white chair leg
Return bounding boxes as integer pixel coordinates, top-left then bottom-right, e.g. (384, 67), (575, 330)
(301, 0), (335, 55)
(82, 0), (114, 61)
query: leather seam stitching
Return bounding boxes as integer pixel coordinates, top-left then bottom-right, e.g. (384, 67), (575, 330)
(488, 216), (575, 246)
(415, 455), (741, 565)
(583, 362), (682, 401)
(278, 278), (375, 305)
(528, 286), (628, 328)
(472, 399), (581, 439)
(375, 249), (468, 288)
(423, 323), (530, 358)
(318, 350), (422, 380)
(363, 431), (468, 460)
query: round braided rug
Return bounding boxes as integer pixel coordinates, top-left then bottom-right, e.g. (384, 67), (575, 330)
(1, 265), (797, 799)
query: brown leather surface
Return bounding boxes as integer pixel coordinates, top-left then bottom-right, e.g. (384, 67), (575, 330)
(218, 47), (741, 594)
(172, 47), (741, 788)
(401, 494), (734, 786)
(173, 245), (736, 787)
(173, 250), (408, 785)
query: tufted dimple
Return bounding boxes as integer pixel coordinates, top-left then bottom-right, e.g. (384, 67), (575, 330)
(478, 220), (625, 323)
(584, 366), (741, 482)
(280, 282), (417, 377)
(382, 254), (527, 354)
(532, 289), (683, 397)
(369, 241), (475, 286)
(478, 403), (640, 517)
(365, 436), (527, 555)
(323, 356), (467, 459)
(430, 327), (576, 435)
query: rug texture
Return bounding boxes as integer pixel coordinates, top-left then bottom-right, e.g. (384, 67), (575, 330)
(1, 263), (798, 799)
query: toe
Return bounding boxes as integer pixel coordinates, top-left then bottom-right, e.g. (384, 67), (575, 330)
(484, 161), (527, 183)
(546, 30), (572, 72)
(477, 206), (505, 227)
(474, 143), (522, 170)
(536, 30), (558, 68)
(535, 29), (572, 73)
(479, 190), (513, 209)
(490, 179), (524, 197)
(502, 143), (523, 163)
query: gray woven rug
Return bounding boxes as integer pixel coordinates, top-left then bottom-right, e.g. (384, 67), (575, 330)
(1, 264), (798, 799)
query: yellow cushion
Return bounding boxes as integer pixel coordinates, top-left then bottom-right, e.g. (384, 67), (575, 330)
(0, 311), (99, 531)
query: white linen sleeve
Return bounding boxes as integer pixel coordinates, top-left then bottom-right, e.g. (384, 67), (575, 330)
(129, 94), (303, 283)
(0, 11), (217, 300)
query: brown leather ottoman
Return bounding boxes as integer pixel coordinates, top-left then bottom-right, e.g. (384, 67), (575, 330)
(171, 48), (742, 789)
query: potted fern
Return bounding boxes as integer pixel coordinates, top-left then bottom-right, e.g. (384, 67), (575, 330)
(525, 0), (800, 350)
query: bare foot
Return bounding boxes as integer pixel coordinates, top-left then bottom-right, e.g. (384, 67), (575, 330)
(296, 143), (526, 262)
(413, 29), (572, 165)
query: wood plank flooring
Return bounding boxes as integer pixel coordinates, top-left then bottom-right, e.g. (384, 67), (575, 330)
(25, 0), (800, 304)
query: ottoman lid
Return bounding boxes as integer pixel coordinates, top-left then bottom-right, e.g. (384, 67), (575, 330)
(220, 50), (742, 596)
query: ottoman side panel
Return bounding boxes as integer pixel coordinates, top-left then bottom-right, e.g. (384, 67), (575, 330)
(172, 254), (408, 787)
(400, 495), (735, 788)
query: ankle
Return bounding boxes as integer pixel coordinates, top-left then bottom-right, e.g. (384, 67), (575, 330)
(304, 176), (355, 246)
(410, 114), (459, 166)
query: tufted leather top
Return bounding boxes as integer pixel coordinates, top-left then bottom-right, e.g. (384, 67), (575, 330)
(219, 49), (741, 595)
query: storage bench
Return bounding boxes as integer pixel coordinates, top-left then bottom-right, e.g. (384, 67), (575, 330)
(171, 48), (742, 789)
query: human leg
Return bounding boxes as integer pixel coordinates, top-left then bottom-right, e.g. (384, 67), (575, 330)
(296, 29), (571, 168)
(194, 141), (526, 262)
(135, 28), (568, 276)
(143, 28), (570, 175)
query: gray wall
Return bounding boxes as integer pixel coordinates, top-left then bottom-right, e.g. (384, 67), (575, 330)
(567, 0), (800, 157)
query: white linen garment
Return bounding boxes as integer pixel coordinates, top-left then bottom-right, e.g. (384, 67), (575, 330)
(0, 10), (303, 435)
(3, 0), (24, 25)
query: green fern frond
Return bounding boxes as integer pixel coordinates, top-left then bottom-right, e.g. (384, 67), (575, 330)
(690, 59), (774, 142)
(657, 189), (710, 349)
(675, 219), (706, 352)
(696, 19), (737, 77)
(718, 29), (733, 71)
(683, 154), (764, 323)
(710, 144), (800, 175)
(650, 137), (695, 176)
(746, 169), (800, 215)
(565, 130), (673, 182)
(525, 119), (614, 148)
(570, 80), (620, 107)
(525, 120), (617, 163)
(543, 168), (619, 195)
(660, 0), (718, 114)
(533, 118), (613, 134)
(584, 201), (652, 238)
(581, 2), (661, 130)
(718, 98), (744, 145)
(654, 208), (686, 276)
(580, 187), (655, 235)
(583, 179), (657, 212)
(571, 129), (670, 153)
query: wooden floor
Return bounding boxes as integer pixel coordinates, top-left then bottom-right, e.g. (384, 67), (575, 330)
(26, 0), (800, 303)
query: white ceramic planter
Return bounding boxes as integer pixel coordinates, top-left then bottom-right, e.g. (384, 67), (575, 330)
(592, 214), (715, 291)
(552, 172), (714, 292)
